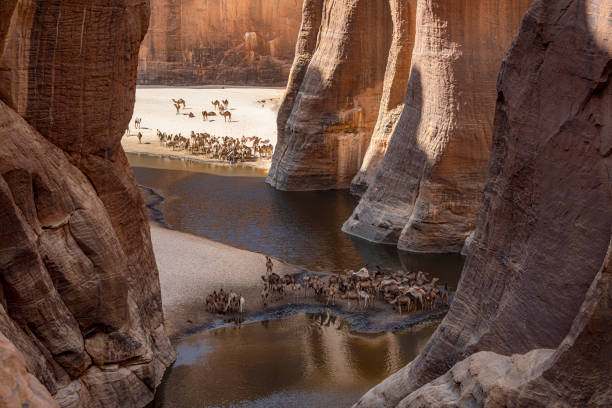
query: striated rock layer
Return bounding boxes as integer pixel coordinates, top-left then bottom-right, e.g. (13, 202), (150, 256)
(0, 1), (175, 407)
(343, 0), (532, 252)
(267, 0), (394, 190)
(349, 0), (417, 196)
(355, 0), (612, 406)
(138, 0), (303, 86)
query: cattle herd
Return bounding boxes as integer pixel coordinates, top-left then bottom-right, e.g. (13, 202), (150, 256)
(206, 257), (452, 316)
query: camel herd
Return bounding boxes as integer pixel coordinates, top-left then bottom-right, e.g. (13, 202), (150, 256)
(125, 95), (275, 163)
(206, 288), (246, 314)
(261, 264), (450, 314)
(157, 131), (274, 163)
(206, 257), (452, 318)
(171, 97), (234, 123)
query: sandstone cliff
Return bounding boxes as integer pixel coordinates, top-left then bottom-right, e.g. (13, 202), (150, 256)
(343, 0), (532, 252)
(355, 0), (612, 406)
(0, 1), (175, 407)
(349, 0), (417, 196)
(138, 0), (303, 86)
(268, 0), (395, 190)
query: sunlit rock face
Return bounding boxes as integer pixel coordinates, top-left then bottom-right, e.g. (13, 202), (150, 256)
(355, 0), (612, 406)
(268, 0), (395, 191)
(0, 1), (175, 407)
(343, 0), (532, 253)
(137, 0), (303, 86)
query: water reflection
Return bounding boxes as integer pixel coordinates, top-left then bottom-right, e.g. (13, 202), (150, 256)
(128, 153), (464, 284)
(151, 313), (436, 408)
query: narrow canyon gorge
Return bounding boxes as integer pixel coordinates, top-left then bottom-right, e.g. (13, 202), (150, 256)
(0, 0), (610, 407)
(138, 0), (303, 86)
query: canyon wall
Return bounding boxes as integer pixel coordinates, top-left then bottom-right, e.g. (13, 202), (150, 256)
(355, 0), (612, 406)
(137, 0), (303, 86)
(343, 0), (533, 252)
(268, 0), (395, 190)
(0, 1), (175, 407)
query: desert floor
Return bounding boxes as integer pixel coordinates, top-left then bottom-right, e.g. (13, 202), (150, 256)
(122, 86), (284, 170)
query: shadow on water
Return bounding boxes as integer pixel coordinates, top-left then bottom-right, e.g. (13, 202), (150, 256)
(128, 153), (464, 287)
(149, 313), (437, 408)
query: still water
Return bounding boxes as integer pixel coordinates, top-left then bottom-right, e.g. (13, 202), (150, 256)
(150, 313), (437, 408)
(128, 153), (464, 283)
(129, 153), (462, 407)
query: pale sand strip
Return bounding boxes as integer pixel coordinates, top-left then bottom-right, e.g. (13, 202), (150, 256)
(151, 223), (299, 338)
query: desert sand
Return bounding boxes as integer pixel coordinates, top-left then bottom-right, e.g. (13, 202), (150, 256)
(122, 86), (284, 170)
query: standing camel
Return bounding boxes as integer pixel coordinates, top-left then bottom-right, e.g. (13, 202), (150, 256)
(202, 111), (208, 121)
(174, 103), (181, 114)
(220, 110), (232, 122)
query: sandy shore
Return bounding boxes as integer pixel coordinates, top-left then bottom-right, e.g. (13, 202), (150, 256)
(152, 217), (449, 339)
(152, 223), (300, 338)
(122, 86), (283, 170)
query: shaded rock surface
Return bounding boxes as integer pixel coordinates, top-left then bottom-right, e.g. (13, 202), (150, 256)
(343, 0), (532, 252)
(349, 0), (417, 196)
(138, 0), (303, 86)
(0, 1), (175, 407)
(355, 0), (611, 406)
(267, 0), (394, 190)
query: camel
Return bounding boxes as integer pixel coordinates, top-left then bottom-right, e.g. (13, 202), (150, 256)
(357, 289), (372, 309)
(343, 290), (360, 310)
(220, 110), (232, 122)
(134, 118), (142, 129)
(390, 295), (412, 315)
(174, 103), (181, 114)
(260, 284), (269, 307)
(212, 100), (220, 109)
(188, 112), (195, 118)
(137, 132), (143, 144)
(202, 111), (208, 121)
(222, 99), (229, 106)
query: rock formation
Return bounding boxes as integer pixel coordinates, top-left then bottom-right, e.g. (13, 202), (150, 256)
(355, 0), (611, 406)
(349, 0), (417, 196)
(0, 1), (175, 407)
(137, 0), (303, 86)
(267, 0), (394, 190)
(343, 0), (533, 252)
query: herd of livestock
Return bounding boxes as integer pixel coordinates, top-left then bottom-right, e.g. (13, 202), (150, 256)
(129, 97), (275, 163)
(206, 257), (451, 316)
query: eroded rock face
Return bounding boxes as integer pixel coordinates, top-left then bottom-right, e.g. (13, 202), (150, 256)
(0, 1), (175, 407)
(0, 332), (58, 408)
(355, 0), (611, 406)
(267, 0), (394, 190)
(137, 0), (303, 86)
(343, 0), (532, 252)
(349, 0), (417, 196)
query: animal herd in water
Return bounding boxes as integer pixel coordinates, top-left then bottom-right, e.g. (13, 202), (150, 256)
(205, 256), (451, 316)
(126, 96), (274, 164)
